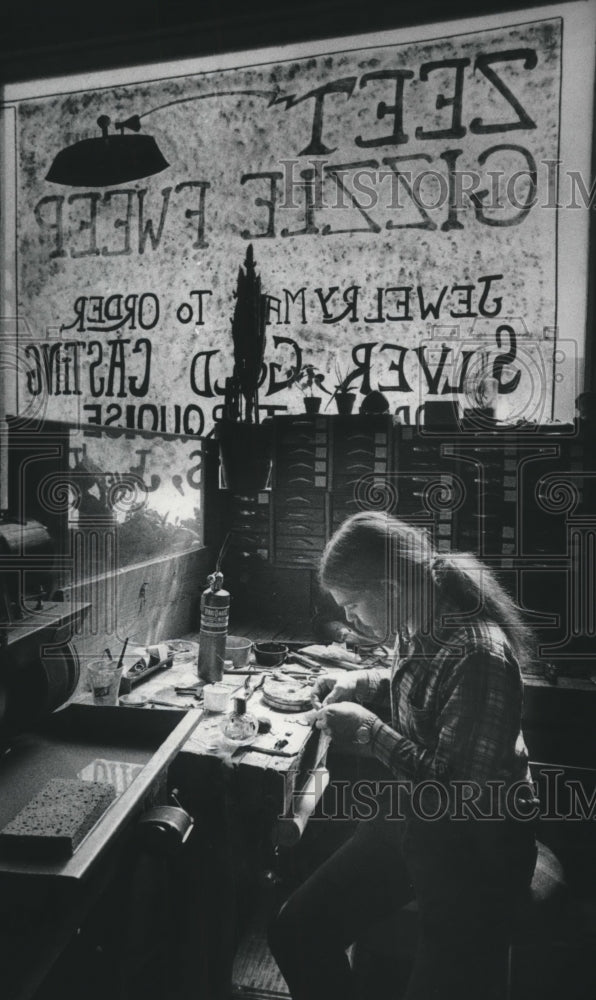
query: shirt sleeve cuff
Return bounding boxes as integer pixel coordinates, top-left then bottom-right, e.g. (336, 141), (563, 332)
(355, 667), (390, 704)
(369, 719), (400, 769)
(355, 673), (372, 703)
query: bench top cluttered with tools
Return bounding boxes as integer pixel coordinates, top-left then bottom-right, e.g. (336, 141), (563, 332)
(77, 634), (392, 771)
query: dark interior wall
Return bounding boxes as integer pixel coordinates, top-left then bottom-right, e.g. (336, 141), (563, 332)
(1, 0), (566, 82)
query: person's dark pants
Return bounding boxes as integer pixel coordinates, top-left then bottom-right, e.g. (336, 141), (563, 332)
(268, 811), (536, 1000)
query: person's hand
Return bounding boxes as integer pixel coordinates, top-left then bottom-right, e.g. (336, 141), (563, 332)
(337, 626), (365, 646)
(311, 671), (368, 709)
(315, 702), (378, 743)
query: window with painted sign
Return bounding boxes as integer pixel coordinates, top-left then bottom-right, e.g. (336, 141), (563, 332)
(3, 415), (204, 594)
(67, 424), (203, 571)
(0, 2), (594, 566)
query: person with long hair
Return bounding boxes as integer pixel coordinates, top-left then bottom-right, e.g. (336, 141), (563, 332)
(269, 512), (538, 1000)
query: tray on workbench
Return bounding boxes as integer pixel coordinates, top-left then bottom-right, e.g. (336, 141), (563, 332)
(0, 702), (200, 882)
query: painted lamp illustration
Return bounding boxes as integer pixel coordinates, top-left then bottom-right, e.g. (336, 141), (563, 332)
(45, 115), (169, 187)
(45, 86), (282, 187)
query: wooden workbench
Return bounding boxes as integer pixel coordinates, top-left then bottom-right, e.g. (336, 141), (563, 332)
(75, 642), (328, 1000)
(0, 703), (201, 1000)
(78, 645), (327, 808)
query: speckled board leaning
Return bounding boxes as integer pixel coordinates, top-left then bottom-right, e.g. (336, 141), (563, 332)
(0, 778), (117, 860)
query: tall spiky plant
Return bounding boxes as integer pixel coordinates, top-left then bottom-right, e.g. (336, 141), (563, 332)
(230, 244), (267, 424)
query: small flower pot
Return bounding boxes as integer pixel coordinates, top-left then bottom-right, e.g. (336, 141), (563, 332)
(336, 392), (356, 415)
(304, 396), (322, 414)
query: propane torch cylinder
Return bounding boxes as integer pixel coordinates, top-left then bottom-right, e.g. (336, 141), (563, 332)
(197, 571), (230, 684)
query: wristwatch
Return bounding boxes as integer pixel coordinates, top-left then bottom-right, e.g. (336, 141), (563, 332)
(354, 722), (372, 745)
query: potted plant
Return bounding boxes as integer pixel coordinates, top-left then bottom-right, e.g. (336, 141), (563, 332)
(287, 362), (331, 414)
(215, 244), (272, 492)
(327, 361), (357, 415)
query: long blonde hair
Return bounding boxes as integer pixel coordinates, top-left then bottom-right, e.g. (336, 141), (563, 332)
(319, 512), (534, 665)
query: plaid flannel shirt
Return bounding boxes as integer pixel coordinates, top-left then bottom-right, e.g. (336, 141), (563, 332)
(356, 622), (531, 786)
